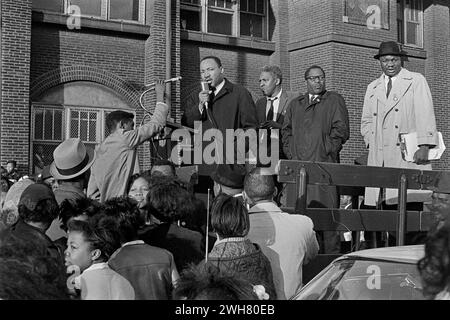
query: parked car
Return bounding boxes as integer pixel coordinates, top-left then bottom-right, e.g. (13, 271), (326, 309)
(293, 245), (425, 300)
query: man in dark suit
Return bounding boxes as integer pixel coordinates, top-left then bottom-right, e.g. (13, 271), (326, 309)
(282, 65), (350, 253)
(182, 56), (258, 195)
(256, 65), (299, 162)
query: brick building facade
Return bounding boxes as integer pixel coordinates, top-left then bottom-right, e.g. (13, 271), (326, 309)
(1, 0), (449, 174)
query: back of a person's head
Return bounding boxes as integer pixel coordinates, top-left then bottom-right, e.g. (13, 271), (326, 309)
(1, 177), (11, 193)
(147, 176), (195, 223)
(210, 193), (249, 239)
(103, 196), (143, 243)
(105, 110), (134, 132)
(173, 263), (257, 300)
(18, 183), (58, 225)
(0, 234), (69, 299)
(418, 222), (450, 299)
(244, 167), (276, 203)
(59, 197), (104, 232)
(151, 159), (176, 177)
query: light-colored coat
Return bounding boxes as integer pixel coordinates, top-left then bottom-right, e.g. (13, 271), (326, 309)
(361, 68), (438, 205)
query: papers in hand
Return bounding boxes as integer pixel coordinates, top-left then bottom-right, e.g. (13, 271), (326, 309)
(400, 131), (446, 162)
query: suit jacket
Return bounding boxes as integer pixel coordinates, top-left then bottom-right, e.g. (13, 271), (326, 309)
(256, 90), (299, 161)
(361, 68), (438, 205)
(181, 78), (258, 185)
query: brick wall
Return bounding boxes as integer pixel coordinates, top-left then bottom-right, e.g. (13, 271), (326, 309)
(0, 0), (32, 174)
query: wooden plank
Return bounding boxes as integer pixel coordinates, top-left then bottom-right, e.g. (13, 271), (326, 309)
(277, 160), (448, 191)
(281, 208), (437, 232)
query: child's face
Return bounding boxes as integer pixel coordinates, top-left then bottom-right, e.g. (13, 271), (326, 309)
(65, 231), (95, 272)
(128, 177), (150, 208)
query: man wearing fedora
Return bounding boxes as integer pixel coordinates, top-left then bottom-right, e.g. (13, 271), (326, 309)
(361, 41), (438, 209)
(45, 138), (96, 241)
(87, 81), (168, 202)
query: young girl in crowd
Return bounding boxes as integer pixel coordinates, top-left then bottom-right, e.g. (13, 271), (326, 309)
(65, 217), (135, 300)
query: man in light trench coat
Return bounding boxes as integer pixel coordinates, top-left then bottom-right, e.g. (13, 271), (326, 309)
(361, 41), (438, 244)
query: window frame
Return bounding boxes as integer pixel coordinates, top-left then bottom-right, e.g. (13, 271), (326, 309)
(32, 0), (146, 24)
(180, 0), (269, 40)
(397, 0), (424, 48)
(30, 103), (136, 171)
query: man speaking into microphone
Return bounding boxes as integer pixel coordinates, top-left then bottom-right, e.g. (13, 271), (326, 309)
(182, 56), (258, 196)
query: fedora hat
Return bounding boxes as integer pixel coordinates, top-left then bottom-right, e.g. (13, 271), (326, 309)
(374, 41), (406, 59)
(50, 138), (96, 180)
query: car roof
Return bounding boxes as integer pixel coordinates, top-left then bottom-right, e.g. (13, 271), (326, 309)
(341, 245), (424, 264)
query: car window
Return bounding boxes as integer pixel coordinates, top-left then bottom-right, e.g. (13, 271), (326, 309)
(295, 258), (425, 300)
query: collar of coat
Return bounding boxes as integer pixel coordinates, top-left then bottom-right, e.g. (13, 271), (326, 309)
(370, 68), (413, 93)
(298, 90), (329, 104)
(212, 78), (234, 101)
(369, 68), (414, 108)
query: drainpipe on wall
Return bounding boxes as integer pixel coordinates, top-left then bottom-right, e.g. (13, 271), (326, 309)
(165, 0), (172, 119)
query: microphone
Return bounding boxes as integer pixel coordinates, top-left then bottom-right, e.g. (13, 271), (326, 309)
(201, 81), (210, 110)
(144, 76), (182, 87)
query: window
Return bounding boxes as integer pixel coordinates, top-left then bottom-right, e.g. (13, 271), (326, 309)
(181, 0), (269, 39)
(31, 104), (134, 173)
(32, 0), (145, 24)
(397, 0), (423, 48)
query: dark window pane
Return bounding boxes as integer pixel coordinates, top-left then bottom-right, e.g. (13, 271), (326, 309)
(110, 0), (140, 21)
(54, 110), (63, 140)
(225, 0), (233, 9)
(406, 21), (418, 44)
(80, 119), (88, 141)
(44, 110), (53, 140)
(181, 9), (201, 31)
(208, 0), (215, 6)
(70, 0), (102, 17)
(217, 0), (225, 8)
(248, 0), (256, 13)
(33, 0), (63, 12)
(34, 110), (44, 140)
(240, 13), (263, 38)
(241, 0), (248, 11)
(256, 0), (264, 14)
(208, 11), (232, 35)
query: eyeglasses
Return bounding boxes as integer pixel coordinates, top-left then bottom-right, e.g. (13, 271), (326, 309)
(306, 76), (325, 82)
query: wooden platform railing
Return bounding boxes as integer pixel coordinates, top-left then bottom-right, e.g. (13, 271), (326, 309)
(277, 160), (447, 247)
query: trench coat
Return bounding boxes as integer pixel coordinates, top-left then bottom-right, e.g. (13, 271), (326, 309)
(282, 91), (350, 208)
(361, 68), (438, 206)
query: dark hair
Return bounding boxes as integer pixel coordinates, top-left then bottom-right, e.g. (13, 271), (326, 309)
(105, 110), (134, 132)
(201, 56), (222, 67)
(146, 176), (196, 223)
(67, 216), (120, 261)
(127, 172), (151, 195)
(18, 199), (59, 225)
(151, 159), (176, 176)
(103, 196), (143, 243)
(261, 65), (283, 85)
(0, 234), (69, 299)
(59, 198), (104, 232)
(210, 194), (249, 238)
(6, 160), (16, 167)
(244, 168), (276, 202)
(304, 65), (326, 80)
(1, 177), (11, 193)
(418, 222), (450, 299)
(173, 263), (257, 300)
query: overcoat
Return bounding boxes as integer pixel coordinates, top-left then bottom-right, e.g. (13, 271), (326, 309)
(361, 68), (438, 205)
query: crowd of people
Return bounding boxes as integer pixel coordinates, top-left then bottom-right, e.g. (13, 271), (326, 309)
(1, 41), (450, 300)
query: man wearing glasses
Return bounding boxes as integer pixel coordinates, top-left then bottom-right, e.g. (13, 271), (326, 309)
(281, 65), (350, 253)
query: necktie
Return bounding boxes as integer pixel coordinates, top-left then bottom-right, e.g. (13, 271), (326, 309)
(210, 86), (217, 101)
(386, 77), (392, 98)
(266, 97), (277, 121)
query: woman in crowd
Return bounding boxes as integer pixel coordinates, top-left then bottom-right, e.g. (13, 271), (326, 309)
(65, 216), (135, 300)
(202, 194), (276, 300)
(127, 173), (152, 224)
(418, 221), (450, 300)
